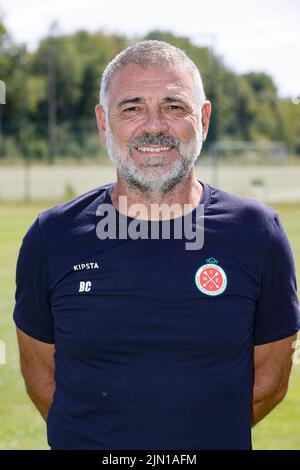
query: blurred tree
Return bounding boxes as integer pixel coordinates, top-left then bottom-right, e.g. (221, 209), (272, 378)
(32, 35), (82, 122)
(279, 99), (300, 154)
(241, 72), (281, 141)
(0, 19), (299, 160)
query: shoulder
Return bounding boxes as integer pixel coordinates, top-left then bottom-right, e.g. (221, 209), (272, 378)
(37, 183), (113, 230)
(29, 183), (114, 258)
(207, 183), (278, 232)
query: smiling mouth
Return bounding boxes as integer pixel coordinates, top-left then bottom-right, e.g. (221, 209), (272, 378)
(135, 146), (175, 153)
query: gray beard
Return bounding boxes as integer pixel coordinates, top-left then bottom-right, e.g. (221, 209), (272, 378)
(105, 121), (203, 193)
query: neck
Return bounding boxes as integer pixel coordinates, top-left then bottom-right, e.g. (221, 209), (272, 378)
(110, 168), (203, 220)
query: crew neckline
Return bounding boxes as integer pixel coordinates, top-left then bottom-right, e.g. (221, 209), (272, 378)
(100, 180), (211, 223)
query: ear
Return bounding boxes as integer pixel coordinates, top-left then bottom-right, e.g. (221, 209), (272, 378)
(95, 104), (107, 146)
(201, 101), (212, 142)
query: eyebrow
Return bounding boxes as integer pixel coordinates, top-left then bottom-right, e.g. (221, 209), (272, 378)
(117, 97), (144, 108)
(117, 95), (191, 108)
(162, 96), (191, 107)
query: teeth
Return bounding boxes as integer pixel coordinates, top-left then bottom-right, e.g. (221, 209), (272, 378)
(137, 146), (172, 153)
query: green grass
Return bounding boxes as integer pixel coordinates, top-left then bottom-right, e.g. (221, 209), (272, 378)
(0, 201), (53, 449)
(251, 202), (300, 449)
(0, 200), (300, 449)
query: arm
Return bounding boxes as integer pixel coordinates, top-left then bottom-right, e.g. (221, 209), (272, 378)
(16, 327), (55, 421)
(252, 333), (297, 426)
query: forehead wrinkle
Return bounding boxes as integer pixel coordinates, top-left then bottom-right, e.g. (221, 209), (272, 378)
(108, 67), (198, 110)
(119, 78), (194, 93)
(113, 68), (194, 90)
(113, 87), (195, 110)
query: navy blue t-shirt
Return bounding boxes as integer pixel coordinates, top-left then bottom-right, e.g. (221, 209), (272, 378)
(13, 181), (300, 450)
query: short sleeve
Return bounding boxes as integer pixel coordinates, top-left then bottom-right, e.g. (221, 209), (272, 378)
(13, 217), (55, 343)
(254, 212), (300, 345)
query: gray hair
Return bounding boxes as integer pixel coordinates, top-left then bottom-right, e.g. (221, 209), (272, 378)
(99, 40), (206, 111)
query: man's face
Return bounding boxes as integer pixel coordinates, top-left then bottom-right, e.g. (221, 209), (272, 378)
(97, 63), (211, 192)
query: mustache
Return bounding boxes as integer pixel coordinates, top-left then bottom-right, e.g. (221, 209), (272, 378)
(128, 133), (180, 149)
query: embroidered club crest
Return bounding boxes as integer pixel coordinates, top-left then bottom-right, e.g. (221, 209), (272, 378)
(195, 257), (227, 296)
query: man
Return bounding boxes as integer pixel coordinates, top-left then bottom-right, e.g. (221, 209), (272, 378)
(14, 40), (300, 450)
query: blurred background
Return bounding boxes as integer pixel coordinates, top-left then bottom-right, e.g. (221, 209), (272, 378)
(0, 0), (299, 449)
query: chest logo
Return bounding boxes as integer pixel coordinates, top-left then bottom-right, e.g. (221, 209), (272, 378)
(73, 262), (99, 272)
(195, 257), (227, 296)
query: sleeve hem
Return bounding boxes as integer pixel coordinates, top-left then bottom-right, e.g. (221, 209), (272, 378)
(14, 317), (55, 344)
(254, 323), (300, 346)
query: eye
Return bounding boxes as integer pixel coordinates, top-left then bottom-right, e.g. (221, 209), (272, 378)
(167, 105), (185, 112)
(123, 106), (140, 113)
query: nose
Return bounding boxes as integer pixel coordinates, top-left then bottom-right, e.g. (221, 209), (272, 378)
(142, 109), (169, 134)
